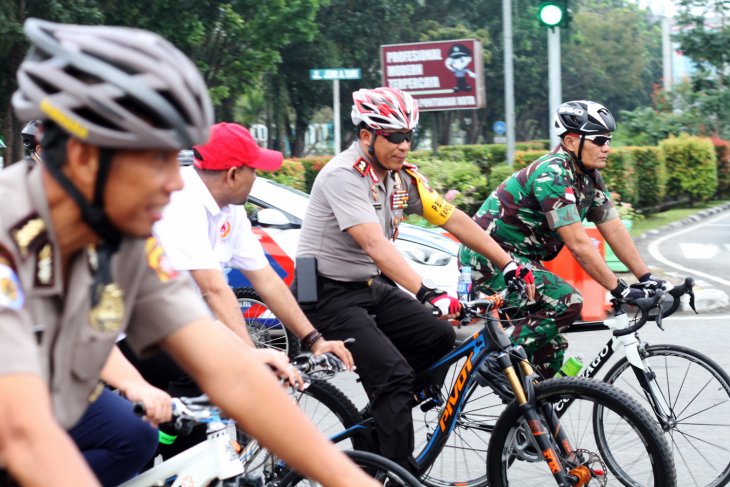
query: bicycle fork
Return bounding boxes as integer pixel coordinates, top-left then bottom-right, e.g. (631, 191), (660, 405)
(498, 347), (592, 487)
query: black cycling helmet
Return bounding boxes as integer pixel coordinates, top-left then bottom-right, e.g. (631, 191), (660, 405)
(554, 100), (616, 136)
(13, 18), (213, 149)
(21, 120), (40, 157)
(554, 100), (615, 170)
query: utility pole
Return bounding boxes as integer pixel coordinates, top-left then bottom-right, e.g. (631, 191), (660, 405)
(503, 0), (516, 165)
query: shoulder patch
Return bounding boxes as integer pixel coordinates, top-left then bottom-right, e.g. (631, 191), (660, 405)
(145, 237), (179, 282)
(0, 262), (25, 310)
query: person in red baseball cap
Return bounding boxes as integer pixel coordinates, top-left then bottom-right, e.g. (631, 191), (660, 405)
(130, 122), (355, 460)
(193, 122), (284, 172)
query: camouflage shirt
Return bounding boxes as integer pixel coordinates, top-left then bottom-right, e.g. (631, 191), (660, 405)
(467, 148), (617, 263)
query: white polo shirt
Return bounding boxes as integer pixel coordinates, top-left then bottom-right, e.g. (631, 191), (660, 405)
(154, 166), (268, 273)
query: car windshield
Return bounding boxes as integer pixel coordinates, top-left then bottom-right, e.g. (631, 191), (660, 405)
(250, 177), (309, 220)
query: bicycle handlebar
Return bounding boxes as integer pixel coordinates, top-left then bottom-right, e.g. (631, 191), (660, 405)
(613, 290), (667, 336)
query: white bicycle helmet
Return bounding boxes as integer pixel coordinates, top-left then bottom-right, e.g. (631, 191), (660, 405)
(351, 87), (419, 131)
(553, 100), (616, 136)
(13, 18), (213, 149)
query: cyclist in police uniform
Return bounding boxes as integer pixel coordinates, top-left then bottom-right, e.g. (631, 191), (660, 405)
(459, 100), (671, 378)
(294, 86), (535, 473)
(0, 18), (379, 487)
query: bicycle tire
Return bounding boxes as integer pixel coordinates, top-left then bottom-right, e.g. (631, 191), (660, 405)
(413, 357), (505, 487)
(234, 287), (301, 360)
(294, 380), (363, 450)
(603, 344), (730, 487)
(277, 449), (422, 486)
(487, 377), (676, 487)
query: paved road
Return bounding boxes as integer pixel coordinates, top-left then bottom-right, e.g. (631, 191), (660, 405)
(638, 209), (730, 312)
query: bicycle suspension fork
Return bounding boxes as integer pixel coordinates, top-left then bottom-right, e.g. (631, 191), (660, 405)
(497, 346), (583, 486)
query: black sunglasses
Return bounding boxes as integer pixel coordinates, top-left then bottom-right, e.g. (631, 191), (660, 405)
(375, 130), (415, 144)
(584, 134), (612, 147)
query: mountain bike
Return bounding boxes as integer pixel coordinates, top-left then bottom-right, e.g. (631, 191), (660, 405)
(566, 277), (730, 487)
(310, 289), (676, 487)
(121, 353), (420, 487)
(235, 287), (300, 360)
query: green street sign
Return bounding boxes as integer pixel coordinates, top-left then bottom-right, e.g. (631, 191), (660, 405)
(310, 68), (361, 81)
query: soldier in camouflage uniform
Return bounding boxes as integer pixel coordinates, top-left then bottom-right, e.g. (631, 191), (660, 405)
(460, 100), (669, 378)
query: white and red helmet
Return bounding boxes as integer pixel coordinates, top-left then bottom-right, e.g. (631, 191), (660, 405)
(351, 87), (419, 131)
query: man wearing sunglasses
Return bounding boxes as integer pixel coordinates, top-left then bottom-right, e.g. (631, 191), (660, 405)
(293, 86), (535, 474)
(460, 100), (670, 379)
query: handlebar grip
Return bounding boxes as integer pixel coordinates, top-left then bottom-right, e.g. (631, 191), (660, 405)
(132, 402), (146, 417)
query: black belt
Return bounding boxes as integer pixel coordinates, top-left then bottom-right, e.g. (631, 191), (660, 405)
(318, 274), (374, 290)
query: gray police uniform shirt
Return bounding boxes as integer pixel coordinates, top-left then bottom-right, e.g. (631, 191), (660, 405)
(0, 164), (210, 429)
(297, 142), (426, 282)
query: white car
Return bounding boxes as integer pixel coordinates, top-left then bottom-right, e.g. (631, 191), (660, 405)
(226, 176), (460, 296)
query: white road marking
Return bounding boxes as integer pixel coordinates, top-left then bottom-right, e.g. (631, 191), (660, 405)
(679, 243), (720, 259)
(647, 212), (730, 286)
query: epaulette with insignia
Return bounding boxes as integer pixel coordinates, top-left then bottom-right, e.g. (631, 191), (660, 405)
(352, 158), (380, 184)
(9, 214), (47, 259)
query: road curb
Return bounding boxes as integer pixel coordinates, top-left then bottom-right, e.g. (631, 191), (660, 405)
(635, 201), (730, 240)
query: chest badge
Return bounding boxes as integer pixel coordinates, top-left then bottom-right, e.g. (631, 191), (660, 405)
(89, 283), (125, 332)
(220, 220), (232, 239)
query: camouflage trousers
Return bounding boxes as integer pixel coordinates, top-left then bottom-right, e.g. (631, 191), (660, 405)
(469, 255), (583, 378)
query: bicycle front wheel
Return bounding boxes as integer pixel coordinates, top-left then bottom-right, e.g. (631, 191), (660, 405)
(603, 344), (730, 487)
(278, 450), (422, 486)
(487, 377), (676, 487)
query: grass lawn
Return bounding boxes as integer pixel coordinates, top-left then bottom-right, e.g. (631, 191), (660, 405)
(630, 200), (730, 237)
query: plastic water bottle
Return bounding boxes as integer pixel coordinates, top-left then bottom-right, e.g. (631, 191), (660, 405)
(457, 266), (473, 301)
(554, 355), (584, 378)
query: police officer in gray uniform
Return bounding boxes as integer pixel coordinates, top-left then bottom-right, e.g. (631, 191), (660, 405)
(0, 18), (381, 487)
(295, 87), (535, 473)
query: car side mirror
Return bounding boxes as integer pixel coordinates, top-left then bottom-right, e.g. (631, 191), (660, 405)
(254, 208), (298, 228)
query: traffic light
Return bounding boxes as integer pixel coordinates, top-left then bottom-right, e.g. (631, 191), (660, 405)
(537, 1), (571, 28)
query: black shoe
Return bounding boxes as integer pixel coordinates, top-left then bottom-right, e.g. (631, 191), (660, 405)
(475, 355), (514, 402)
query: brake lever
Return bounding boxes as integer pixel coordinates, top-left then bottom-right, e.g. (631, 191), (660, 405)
(688, 287), (697, 314)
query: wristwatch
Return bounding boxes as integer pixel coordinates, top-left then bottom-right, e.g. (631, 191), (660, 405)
(416, 278), (437, 302)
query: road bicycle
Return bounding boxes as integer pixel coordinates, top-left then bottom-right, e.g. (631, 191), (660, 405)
(303, 289), (676, 487)
(565, 278), (730, 487)
(121, 353), (420, 487)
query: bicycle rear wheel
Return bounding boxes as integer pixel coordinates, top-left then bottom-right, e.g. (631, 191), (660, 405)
(488, 377), (676, 487)
(413, 357), (506, 487)
(603, 344), (730, 487)
(234, 287), (300, 360)
(278, 450), (422, 486)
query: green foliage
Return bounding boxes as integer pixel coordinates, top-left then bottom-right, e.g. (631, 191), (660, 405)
(630, 146), (666, 209)
(660, 134), (718, 204)
(513, 150), (546, 170)
(407, 155), (488, 216)
(268, 159), (307, 191)
(601, 147), (637, 205)
(486, 164), (517, 195)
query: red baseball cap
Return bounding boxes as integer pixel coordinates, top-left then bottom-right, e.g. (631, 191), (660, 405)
(192, 122), (283, 171)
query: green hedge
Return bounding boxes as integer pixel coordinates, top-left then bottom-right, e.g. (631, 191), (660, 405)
(630, 146), (666, 208)
(601, 147), (637, 205)
(270, 137), (719, 216)
(660, 134), (718, 204)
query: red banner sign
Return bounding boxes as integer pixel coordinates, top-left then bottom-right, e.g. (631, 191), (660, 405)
(381, 39), (486, 112)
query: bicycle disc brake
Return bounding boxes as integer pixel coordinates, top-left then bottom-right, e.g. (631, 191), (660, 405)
(569, 449), (607, 487)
